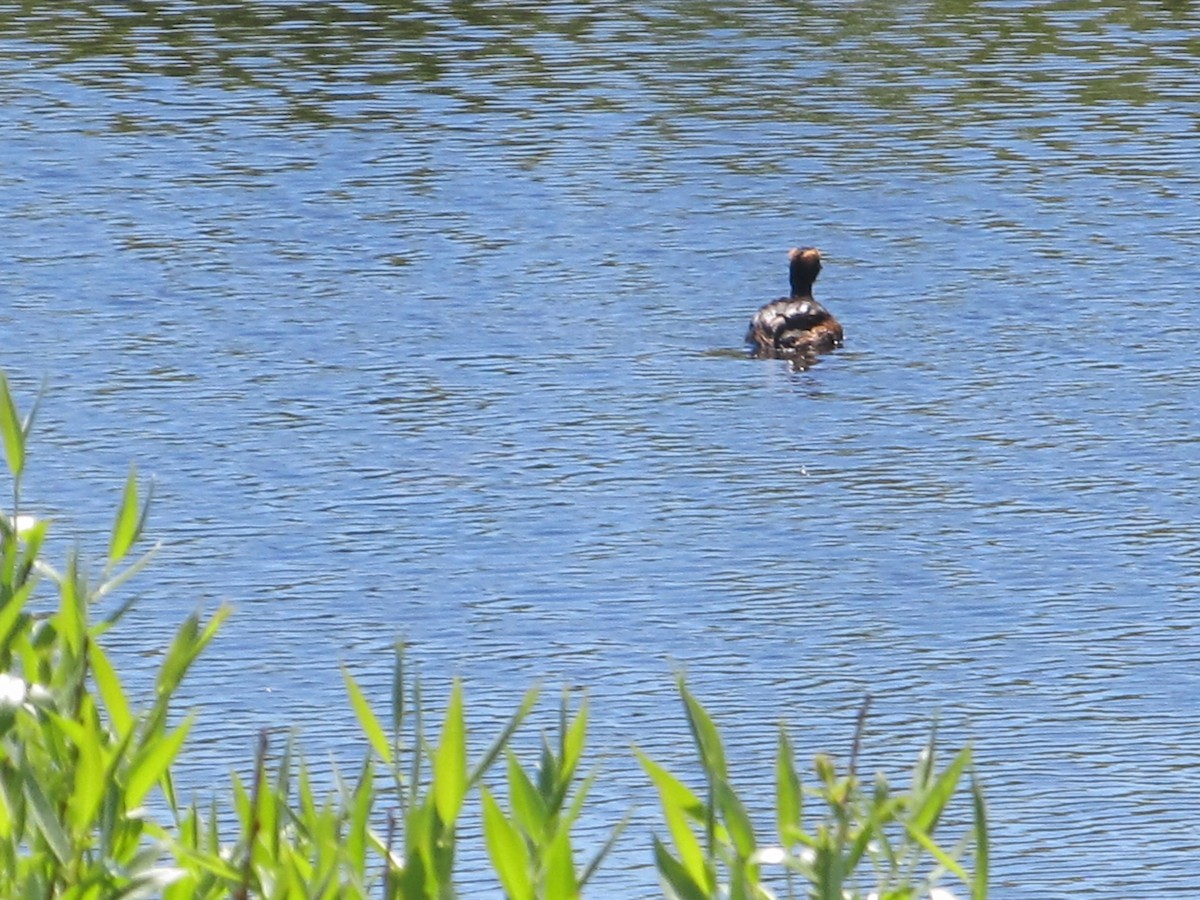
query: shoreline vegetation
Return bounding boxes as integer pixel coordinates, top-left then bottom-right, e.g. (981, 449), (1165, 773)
(0, 371), (986, 899)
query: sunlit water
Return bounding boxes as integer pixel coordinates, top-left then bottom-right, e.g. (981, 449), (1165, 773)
(3, 3), (1199, 895)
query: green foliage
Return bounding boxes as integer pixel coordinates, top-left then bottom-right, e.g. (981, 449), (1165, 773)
(0, 373), (226, 898)
(479, 691), (629, 899)
(0, 370), (990, 898)
(639, 685), (987, 900)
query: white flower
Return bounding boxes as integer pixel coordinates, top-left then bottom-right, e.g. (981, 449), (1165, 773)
(0, 673), (27, 707)
(752, 846), (788, 865)
(4, 514), (40, 536)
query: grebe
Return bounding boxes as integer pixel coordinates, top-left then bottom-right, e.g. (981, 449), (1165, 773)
(746, 247), (843, 363)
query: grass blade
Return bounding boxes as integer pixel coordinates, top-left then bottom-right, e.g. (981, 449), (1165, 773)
(678, 679), (727, 782)
(433, 680), (467, 825)
(544, 826), (579, 898)
(637, 749), (711, 894)
(127, 715), (195, 807)
(24, 776), (72, 864)
(715, 779), (756, 860)
(775, 727), (803, 847)
(0, 372), (24, 480)
(481, 786), (533, 900)
(468, 684), (539, 787)
(652, 836), (708, 900)
(108, 465), (139, 565)
(89, 639), (133, 737)
(342, 665), (393, 768)
(909, 745), (971, 834)
(972, 768), (989, 900)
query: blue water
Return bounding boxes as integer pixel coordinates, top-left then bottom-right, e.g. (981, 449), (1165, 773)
(3, 3), (1199, 895)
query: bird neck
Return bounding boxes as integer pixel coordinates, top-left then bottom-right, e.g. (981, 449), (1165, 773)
(789, 278), (815, 298)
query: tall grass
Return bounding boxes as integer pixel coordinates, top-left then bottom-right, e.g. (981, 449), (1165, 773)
(640, 683), (986, 900)
(0, 370), (986, 898)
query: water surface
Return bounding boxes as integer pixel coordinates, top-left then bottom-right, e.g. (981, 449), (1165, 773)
(3, 3), (1199, 895)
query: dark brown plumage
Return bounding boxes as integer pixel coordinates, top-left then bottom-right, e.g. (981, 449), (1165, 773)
(746, 247), (843, 364)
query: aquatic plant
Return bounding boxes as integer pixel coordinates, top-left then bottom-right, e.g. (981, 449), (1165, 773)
(0, 371), (227, 897)
(0, 369), (986, 898)
(639, 682), (987, 900)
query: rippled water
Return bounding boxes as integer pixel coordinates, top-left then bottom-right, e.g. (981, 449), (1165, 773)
(3, 2), (1200, 895)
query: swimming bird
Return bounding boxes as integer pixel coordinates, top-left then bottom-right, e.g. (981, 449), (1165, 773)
(746, 247), (843, 364)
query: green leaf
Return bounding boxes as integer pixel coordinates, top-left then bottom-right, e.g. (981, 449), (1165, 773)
(811, 839), (843, 900)
(126, 715), (194, 807)
(775, 728), (803, 847)
(89, 639), (133, 737)
(480, 787), (533, 900)
(24, 776), (72, 864)
(0, 578), (33, 653)
(678, 680), (727, 782)
(537, 737), (557, 801)
(715, 779), (756, 861)
(652, 836), (708, 900)
(560, 698), (588, 789)
(0, 372), (25, 480)
(909, 745), (971, 835)
(468, 684), (539, 788)
(92, 543), (161, 607)
(109, 464), (146, 566)
(562, 769), (596, 832)
(57, 549), (86, 656)
(904, 822), (969, 884)
(506, 751), (548, 840)
(972, 768), (989, 900)
(68, 697), (107, 835)
(544, 826), (579, 899)
(152, 605), (231, 720)
(433, 681), (467, 825)
(637, 749), (711, 894)
(391, 639), (406, 765)
(342, 665), (393, 768)
(846, 794), (902, 872)
(346, 758), (374, 879)
(579, 808), (632, 889)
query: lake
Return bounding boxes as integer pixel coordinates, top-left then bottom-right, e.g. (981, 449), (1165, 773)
(2, 2), (1199, 895)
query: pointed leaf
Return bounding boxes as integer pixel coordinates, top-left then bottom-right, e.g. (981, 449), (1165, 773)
(481, 787), (533, 900)
(0, 579), (33, 652)
(89, 639), (133, 737)
(909, 745), (971, 834)
(678, 680), (728, 782)
(579, 808), (632, 888)
(776, 728), (803, 846)
(109, 465), (143, 565)
(716, 779), (756, 860)
(391, 640), (406, 760)
(343, 665), (393, 767)
(433, 681), (467, 825)
(972, 768), (989, 900)
(57, 550), (85, 656)
(0, 373), (24, 479)
(637, 749), (711, 893)
(904, 822), (970, 883)
(127, 715), (194, 806)
(560, 698), (588, 789)
(468, 684), (539, 787)
(506, 751), (548, 839)
(346, 759), (374, 878)
(68, 697), (107, 834)
(652, 836), (708, 900)
(544, 826), (579, 898)
(24, 776), (72, 864)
